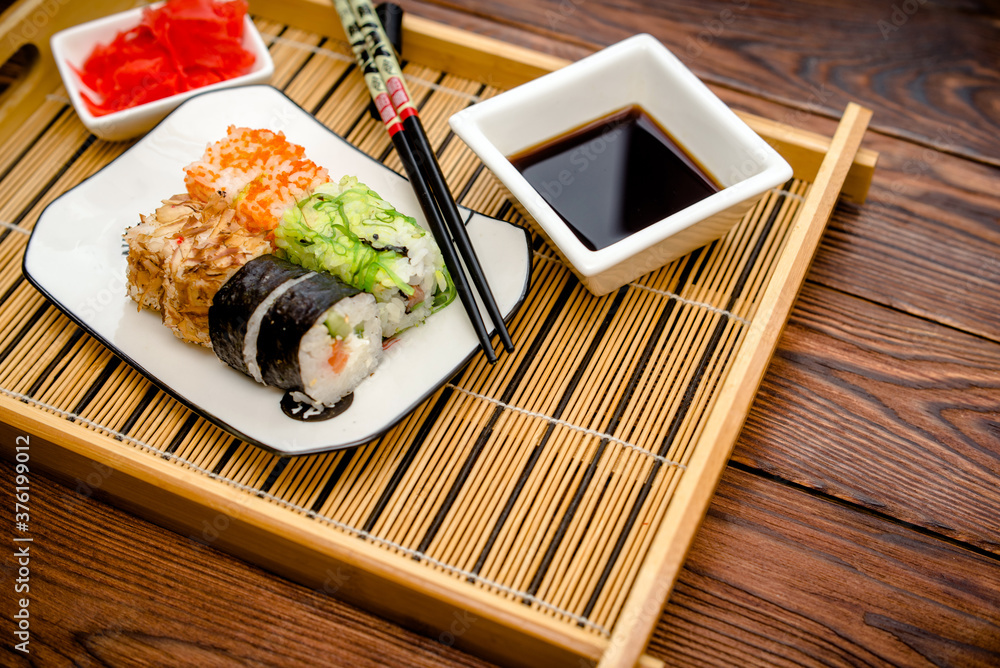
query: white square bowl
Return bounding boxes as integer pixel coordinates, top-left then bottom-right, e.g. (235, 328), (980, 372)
(449, 33), (792, 296)
(50, 3), (274, 142)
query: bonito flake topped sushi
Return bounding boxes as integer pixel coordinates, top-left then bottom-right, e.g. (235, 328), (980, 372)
(125, 193), (271, 346)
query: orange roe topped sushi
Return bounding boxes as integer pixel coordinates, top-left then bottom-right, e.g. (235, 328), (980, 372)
(184, 126), (329, 233)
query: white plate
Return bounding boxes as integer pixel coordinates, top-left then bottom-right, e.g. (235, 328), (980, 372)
(24, 85), (531, 455)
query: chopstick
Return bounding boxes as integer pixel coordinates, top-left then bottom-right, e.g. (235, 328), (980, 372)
(334, 0), (515, 364)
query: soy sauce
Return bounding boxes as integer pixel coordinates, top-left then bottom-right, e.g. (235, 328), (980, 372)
(280, 391), (353, 421)
(509, 105), (720, 251)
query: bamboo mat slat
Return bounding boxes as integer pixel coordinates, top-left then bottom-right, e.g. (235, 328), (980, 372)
(0, 14), (849, 662)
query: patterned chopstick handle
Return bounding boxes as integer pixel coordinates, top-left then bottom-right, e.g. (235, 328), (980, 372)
(334, 0), (403, 135)
(349, 0), (418, 121)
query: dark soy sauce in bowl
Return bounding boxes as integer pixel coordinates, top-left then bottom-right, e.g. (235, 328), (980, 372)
(509, 105), (720, 251)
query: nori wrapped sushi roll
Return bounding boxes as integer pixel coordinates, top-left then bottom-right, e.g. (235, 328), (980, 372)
(210, 255), (382, 407)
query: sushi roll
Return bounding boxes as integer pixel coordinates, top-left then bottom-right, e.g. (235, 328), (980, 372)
(184, 126), (329, 233)
(209, 255), (382, 407)
(125, 193), (272, 346)
(274, 175), (456, 337)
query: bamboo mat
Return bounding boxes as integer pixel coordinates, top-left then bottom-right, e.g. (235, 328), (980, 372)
(0, 18), (811, 639)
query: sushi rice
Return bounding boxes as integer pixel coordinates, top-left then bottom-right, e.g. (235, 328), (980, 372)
(242, 273), (312, 383)
(184, 126), (329, 233)
(210, 255), (382, 408)
(292, 293), (381, 407)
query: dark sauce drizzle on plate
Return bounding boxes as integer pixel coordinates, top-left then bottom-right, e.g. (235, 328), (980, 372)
(509, 105), (721, 251)
(281, 391), (354, 421)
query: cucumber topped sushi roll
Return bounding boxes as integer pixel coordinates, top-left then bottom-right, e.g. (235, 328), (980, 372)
(209, 255), (382, 408)
(274, 176), (457, 337)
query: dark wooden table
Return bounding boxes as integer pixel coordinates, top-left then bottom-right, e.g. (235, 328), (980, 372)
(3, 0), (999, 666)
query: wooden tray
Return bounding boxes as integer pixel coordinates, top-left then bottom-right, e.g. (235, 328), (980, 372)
(0, 1), (876, 666)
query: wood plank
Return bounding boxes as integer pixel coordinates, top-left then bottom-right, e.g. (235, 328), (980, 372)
(736, 281), (1000, 554)
(651, 466), (1000, 666)
(391, 0), (1000, 167)
(710, 87), (1000, 343)
(814, 137), (1000, 341)
(6, 457), (998, 667)
(599, 102), (874, 668)
(0, 460), (495, 668)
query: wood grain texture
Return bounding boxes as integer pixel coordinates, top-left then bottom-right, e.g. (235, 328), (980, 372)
(0, 458), (494, 668)
(653, 466), (1000, 667)
(813, 140), (1000, 342)
(0, 0), (998, 666)
(393, 0), (1000, 166)
(736, 281), (1000, 553)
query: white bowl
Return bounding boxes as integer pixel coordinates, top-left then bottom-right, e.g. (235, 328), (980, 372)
(449, 34), (792, 296)
(50, 3), (274, 142)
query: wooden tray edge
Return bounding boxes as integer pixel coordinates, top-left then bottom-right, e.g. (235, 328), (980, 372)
(2, 394), (667, 668)
(0, 0), (875, 202)
(596, 103), (875, 668)
(0, 0), (141, 146)
(0, 1), (879, 665)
